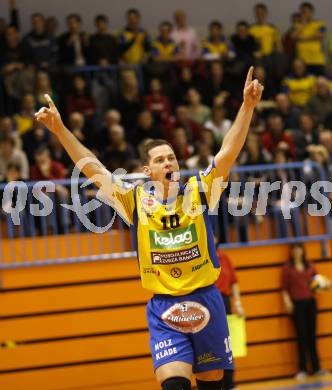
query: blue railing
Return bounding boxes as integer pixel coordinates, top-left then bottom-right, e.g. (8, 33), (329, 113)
(0, 162), (331, 269)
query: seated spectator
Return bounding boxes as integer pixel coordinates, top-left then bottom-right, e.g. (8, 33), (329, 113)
(21, 13), (57, 68)
(306, 77), (332, 125)
(57, 14), (89, 66)
(45, 16), (59, 38)
(0, 26), (34, 102)
(239, 133), (272, 166)
(281, 243), (326, 379)
(13, 93), (36, 135)
(151, 21), (180, 62)
(118, 8), (150, 64)
(186, 88), (211, 125)
(97, 109), (122, 153)
(204, 106), (232, 145)
(116, 70), (143, 134)
(231, 20), (260, 64)
(293, 113), (319, 160)
(282, 58), (316, 107)
(318, 129), (332, 164)
(200, 127), (220, 155)
(66, 75), (96, 120)
(170, 127), (193, 167)
(274, 93), (300, 129)
(172, 66), (198, 106)
(67, 111), (91, 148)
(144, 78), (171, 124)
(164, 105), (202, 143)
(0, 135), (29, 180)
(201, 21), (230, 61)
(292, 2), (326, 75)
(186, 141), (214, 169)
(305, 144), (332, 187)
(0, 116), (21, 148)
(262, 113), (295, 158)
(171, 10), (200, 60)
(22, 119), (50, 164)
(101, 124), (136, 172)
(133, 110), (163, 146)
(31, 145), (65, 180)
(49, 133), (73, 175)
(89, 14), (118, 65)
(249, 3), (282, 58)
(34, 70), (57, 110)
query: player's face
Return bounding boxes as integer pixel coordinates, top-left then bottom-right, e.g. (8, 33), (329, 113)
(144, 145), (180, 186)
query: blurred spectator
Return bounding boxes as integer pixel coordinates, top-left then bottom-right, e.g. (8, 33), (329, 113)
(97, 109), (122, 152)
(34, 70), (57, 110)
(22, 120), (50, 164)
(45, 16), (59, 38)
(186, 88), (211, 125)
(171, 10), (200, 60)
(306, 77), (332, 125)
(186, 141), (214, 169)
(305, 144), (332, 186)
(13, 93), (36, 135)
(0, 116), (21, 148)
(0, 26), (34, 102)
(21, 13), (57, 68)
(292, 113), (319, 160)
(66, 74), (96, 119)
(204, 106), (232, 145)
(262, 113), (295, 158)
(231, 21), (259, 64)
(67, 111), (91, 148)
(318, 130), (332, 164)
(89, 14), (118, 65)
(253, 65), (274, 101)
(201, 21), (230, 61)
(282, 58), (316, 107)
(249, 3), (282, 57)
(172, 66), (197, 106)
(283, 13), (301, 62)
(31, 145), (65, 180)
(118, 8), (150, 64)
(133, 110), (163, 146)
(57, 14), (89, 66)
(200, 128), (219, 155)
(171, 127), (193, 167)
(165, 105), (202, 143)
(292, 2), (326, 75)
(0, 135), (29, 180)
(116, 70), (143, 133)
(281, 243), (325, 379)
(274, 93), (300, 129)
(101, 124), (136, 171)
(151, 21), (179, 62)
(239, 133), (271, 165)
(49, 133), (73, 175)
(144, 78), (171, 124)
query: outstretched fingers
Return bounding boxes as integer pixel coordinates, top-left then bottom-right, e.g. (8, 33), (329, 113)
(45, 93), (57, 111)
(245, 66), (254, 88)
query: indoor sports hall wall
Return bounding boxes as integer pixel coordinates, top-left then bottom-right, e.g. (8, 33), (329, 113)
(0, 0), (331, 35)
(0, 237), (331, 389)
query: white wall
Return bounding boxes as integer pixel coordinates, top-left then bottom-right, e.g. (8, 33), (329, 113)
(0, 0), (331, 35)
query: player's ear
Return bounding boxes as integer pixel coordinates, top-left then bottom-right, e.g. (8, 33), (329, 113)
(143, 165), (151, 177)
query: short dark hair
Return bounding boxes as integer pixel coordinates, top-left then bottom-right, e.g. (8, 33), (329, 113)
(255, 3), (267, 11)
(67, 14), (82, 23)
(300, 2), (314, 11)
(95, 14), (108, 24)
(237, 20), (249, 29)
(289, 243), (309, 269)
(34, 145), (50, 157)
(126, 8), (140, 17)
(209, 20), (223, 30)
(140, 139), (175, 165)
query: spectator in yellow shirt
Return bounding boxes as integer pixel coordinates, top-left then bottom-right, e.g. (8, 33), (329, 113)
(118, 8), (150, 64)
(201, 21), (230, 61)
(151, 22), (180, 62)
(282, 58), (316, 107)
(249, 3), (282, 57)
(292, 2), (326, 75)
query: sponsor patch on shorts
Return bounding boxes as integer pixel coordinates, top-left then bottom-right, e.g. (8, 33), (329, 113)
(151, 245), (201, 265)
(161, 301), (210, 333)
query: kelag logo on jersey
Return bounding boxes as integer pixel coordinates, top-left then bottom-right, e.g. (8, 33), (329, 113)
(149, 225), (198, 249)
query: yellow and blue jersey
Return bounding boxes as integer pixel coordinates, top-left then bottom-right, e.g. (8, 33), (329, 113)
(105, 162), (227, 296)
(151, 37), (179, 61)
(249, 23), (281, 56)
(118, 27), (150, 64)
(201, 37), (228, 58)
(296, 20), (326, 65)
(282, 73), (316, 106)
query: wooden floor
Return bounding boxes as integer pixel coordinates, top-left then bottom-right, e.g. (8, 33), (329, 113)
(47, 374), (332, 390)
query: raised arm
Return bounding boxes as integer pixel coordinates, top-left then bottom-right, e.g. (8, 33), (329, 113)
(35, 94), (108, 186)
(214, 66), (263, 180)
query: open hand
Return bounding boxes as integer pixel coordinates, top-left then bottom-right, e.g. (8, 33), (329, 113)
(243, 66), (264, 109)
(35, 94), (64, 134)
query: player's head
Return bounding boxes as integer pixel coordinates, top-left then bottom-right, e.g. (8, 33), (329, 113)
(140, 139), (179, 185)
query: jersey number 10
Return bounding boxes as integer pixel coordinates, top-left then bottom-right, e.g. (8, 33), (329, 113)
(161, 214), (180, 230)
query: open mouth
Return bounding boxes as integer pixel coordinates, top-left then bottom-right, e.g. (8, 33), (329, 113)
(165, 172), (180, 181)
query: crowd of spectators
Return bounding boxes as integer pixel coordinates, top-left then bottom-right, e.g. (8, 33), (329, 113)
(0, 0), (332, 189)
